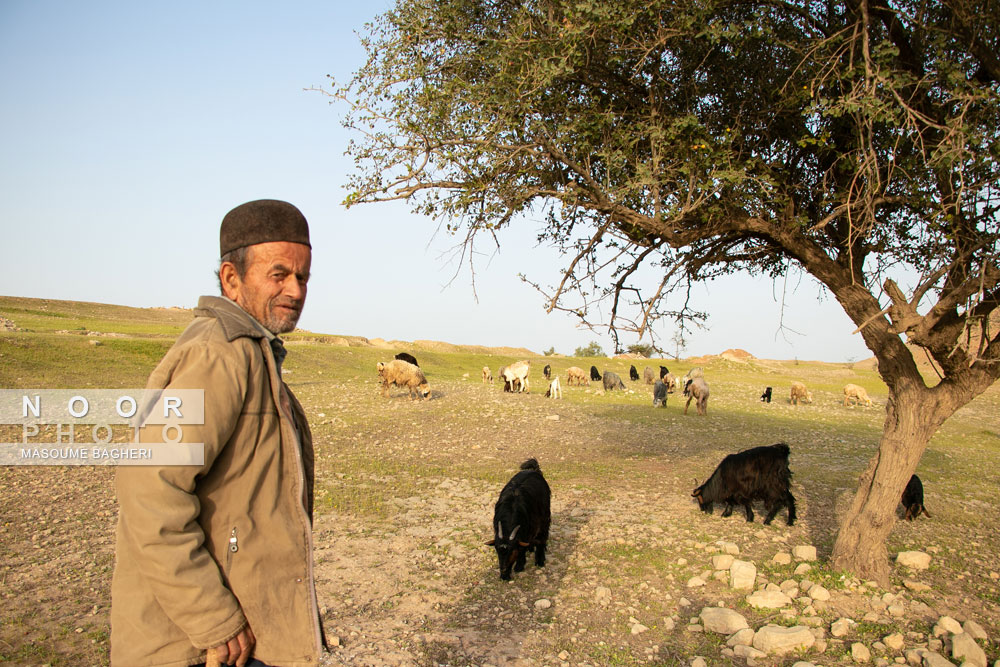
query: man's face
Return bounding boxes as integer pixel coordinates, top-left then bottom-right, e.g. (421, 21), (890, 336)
(224, 242), (311, 334)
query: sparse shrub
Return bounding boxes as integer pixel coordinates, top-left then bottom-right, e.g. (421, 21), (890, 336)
(626, 343), (655, 358)
(574, 341), (604, 357)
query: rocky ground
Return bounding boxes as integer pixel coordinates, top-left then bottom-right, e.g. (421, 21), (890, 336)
(1, 363), (999, 666)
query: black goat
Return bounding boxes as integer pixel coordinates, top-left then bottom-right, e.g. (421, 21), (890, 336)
(659, 365), (670, 381)
(901, 474), (931, 520)
(394, 352), (419, 367)
(602, 370), (626, 391)
(760, 387), (772, 403)
(498, 365), (512, 392)
(543, 364), (552, 380)
(486, 459), (551, 580)
(692, 443), (797, 525)
(629, 365), (639, 381)
(590, 365), (601, 382)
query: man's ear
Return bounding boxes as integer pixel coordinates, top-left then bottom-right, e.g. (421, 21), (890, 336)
(219, 261), (241, 300)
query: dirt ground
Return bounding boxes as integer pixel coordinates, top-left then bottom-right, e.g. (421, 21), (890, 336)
(1, 368), (999, 666)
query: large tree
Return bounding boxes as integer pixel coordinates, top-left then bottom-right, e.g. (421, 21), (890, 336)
(334, 0), (1000, 582)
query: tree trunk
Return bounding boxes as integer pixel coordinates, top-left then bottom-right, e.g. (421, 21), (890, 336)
(830, 385), (952, 585)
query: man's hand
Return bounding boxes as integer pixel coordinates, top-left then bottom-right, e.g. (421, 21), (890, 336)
(209, 625), (256, 667)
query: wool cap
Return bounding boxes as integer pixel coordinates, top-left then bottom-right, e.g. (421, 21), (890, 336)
(220, 199), (311, 257)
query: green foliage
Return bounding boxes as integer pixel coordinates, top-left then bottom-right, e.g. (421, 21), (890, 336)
(574, 341), (605, 357)
(337, 0), (998, 364)
(542, 346), (557, 356)
(626, 343), (654, 358)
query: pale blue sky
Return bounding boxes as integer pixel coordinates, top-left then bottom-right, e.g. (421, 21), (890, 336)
(0, 1), (875, 361)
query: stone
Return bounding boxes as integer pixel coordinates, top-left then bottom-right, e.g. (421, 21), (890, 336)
(727, 628), (755, 647)
(663, 618), (675, 631)
(921, 651), (956, 667)
(951, 632), (986, 667)
(792, 663), (818, 667)
(679, 597), (691, 607)
(691, 658), (707, 667)
(734, 645), (768, 659)
(595, 586), (612, 605)
(631, 622), (649, 635)
(794, 563), (813, 575)
(773, 552), (792, 565)
(753, 624), (816, 655)
(896, 551), (932, 570)
(720, 541), (740, 555)
(809, 585), (831, 601)
(699, 607), (749, 634)
(793, 545), (817, 561)
(747, 589), (793, 609)
(884, 633), (905, 651)
(905, 648), (925, 666)
(832, 618), (855, 637)
(686, 576), (706, 588)
(937, 616), (963, 635)
(963, 620), (988, 641)
(888, 604), (906, 617)
(903, 580), (931, 592)
(730, 560), (757, 591)
(853, 643), (872, 663)
(534, 599), (551, 609)
(712, 554), (735, 570)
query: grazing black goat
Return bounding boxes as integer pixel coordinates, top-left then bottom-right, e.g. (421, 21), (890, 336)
(652, 380), (667, 407)
(590, 365), (602, 382)
(692, 443), (797, 525)
(760, 386), (772, 403)
(602, 370), (626, 391)
(901, 474), (931, 520)
(498, 365), (512, 392)
(659, 365), (670, 381)
(543, 364), (552, 380)
(394, 352), (419, 367)
(486, 459), (551, 580)
(629, 365), (639, 381)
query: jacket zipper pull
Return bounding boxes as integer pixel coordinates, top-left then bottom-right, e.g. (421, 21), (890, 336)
(229, 527), (239, 553)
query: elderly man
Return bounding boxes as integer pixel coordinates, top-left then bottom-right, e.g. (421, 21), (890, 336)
(111, 200), (323, 667)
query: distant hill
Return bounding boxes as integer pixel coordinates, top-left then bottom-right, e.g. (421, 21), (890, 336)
(0, 295), (536, 357)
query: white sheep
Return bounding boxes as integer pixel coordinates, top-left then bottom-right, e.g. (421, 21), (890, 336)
(843, 383), (872, 407)
(789, 381), (813, 405)
(376, 360), (430, 400)
(683, 377), (710, 415)
(502, 360), (531, 393)
(565, 366), (588, 386)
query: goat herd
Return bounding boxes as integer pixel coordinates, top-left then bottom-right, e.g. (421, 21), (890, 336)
(487, 451), (929, 581)
(373, 353), (929, 580)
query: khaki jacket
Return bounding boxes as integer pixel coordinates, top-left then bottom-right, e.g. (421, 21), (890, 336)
(111, 296), (322, 666)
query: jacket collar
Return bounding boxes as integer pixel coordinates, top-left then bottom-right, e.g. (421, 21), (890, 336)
(194, 295), (273, 343)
